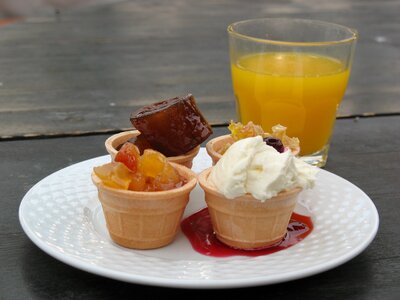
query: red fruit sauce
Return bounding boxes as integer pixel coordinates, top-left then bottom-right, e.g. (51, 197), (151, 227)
(181, 208), (313, 257)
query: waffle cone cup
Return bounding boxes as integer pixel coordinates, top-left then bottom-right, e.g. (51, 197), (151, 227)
(92, 163), (197, 249)
(105, 130), (200, 168)
(205, 135), (233, 166)
(198, 168), (302, 250)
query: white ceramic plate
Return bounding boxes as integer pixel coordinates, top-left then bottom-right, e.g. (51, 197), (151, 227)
(19, 148), (379, 289)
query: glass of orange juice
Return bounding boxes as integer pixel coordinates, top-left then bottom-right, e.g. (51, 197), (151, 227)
(228, 18), (357, 167)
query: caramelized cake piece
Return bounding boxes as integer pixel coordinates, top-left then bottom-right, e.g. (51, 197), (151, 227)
(130, 94), (213, 156)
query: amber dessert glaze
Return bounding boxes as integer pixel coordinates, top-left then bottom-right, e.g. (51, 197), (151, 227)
(130, 94), (213, 157)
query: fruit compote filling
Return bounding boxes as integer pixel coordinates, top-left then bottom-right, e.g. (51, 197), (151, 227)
(94, 143), (186, 191)
(116, 135), (152, 154)
(218, 121), (300, 155)
(130, 94), (213, 156)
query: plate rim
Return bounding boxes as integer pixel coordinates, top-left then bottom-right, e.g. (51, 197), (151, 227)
(18, 150), (380, 289)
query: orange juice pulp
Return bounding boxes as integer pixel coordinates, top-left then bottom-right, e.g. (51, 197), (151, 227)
(231, 52), (350, 155)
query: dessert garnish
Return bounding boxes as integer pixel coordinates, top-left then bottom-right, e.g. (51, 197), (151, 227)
(198, 136), (318, 250)
(129, 94), (213, 156)
(94, 143), (185, 191)
(92, 143), (197, 249)
(263, 137), (285, 153)
(218, 121), (300, 155)
(210, 136), (315, 201)
(115, 135), (152, 154)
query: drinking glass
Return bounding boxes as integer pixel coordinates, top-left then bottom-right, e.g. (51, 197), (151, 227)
(228, 18), (357, 167)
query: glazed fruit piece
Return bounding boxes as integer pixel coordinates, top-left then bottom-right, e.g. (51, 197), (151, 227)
(105, 130), (201, 169)
(228, 121), (264, 141)
(93, 162), (133, 190)
(220, 121), (300, 154)
(130, 94), (213, 156)
(94, 143), (185, 192)
(115, 142), (141, 172)
(263, 137), (285, 153)
(116, 134), (152, 154)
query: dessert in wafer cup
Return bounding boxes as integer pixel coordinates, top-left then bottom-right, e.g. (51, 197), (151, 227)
(206, 121), (300, 165)
(92, 143), (197, 249)
(106, 94), (212, 169)
(105, 130), (200, 169)
(199, 168), (302, 249)
(200, 136), (317, 250)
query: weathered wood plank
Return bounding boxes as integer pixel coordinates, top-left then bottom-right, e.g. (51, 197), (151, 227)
(0, 0), (399, 136)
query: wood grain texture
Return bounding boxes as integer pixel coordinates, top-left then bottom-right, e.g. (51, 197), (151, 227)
(0, 116), (399, 299)
(0, 0), (399, 136)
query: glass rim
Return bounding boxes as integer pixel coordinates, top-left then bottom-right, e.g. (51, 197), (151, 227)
(227, 18), (358, 46)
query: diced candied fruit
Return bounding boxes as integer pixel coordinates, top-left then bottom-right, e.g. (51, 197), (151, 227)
(130, 94), (213, 156)
(94, 162), (133, 189)
(224, 121), (300, 154)
(129, 134), (153, 154)
(139, 150), (183, 191)
(115, 143), (140, 172)
(151, 176), (185, 191)
(139, 149), (167, 178)
(228, 120), (264, 141)
(93, 163), (114, 180)
(116, 134), (152, 154)
(158, 161), (181, 183)
(110, 162), (133, 190)
(128, 172), (146, 191)
(95, 144), (185, 191)
(270, 124), (300, 152)
(94, 163), (122, 189)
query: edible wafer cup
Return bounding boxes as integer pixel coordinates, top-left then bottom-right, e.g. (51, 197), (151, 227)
(105, 130), (200, 169)
(206, 134), (300, 166)
(91, 163), (197, 249)
(205, 135), (234, 166)
(198, 168), (302, 250)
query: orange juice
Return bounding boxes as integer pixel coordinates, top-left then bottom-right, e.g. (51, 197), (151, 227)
(231, 52), (350, 155)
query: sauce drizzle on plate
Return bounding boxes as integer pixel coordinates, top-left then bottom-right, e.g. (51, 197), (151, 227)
(181, 208), (313, 257)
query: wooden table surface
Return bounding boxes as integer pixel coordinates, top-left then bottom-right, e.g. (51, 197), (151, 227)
(1, 116), (399, 299)
(0, 0), (399, 299)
